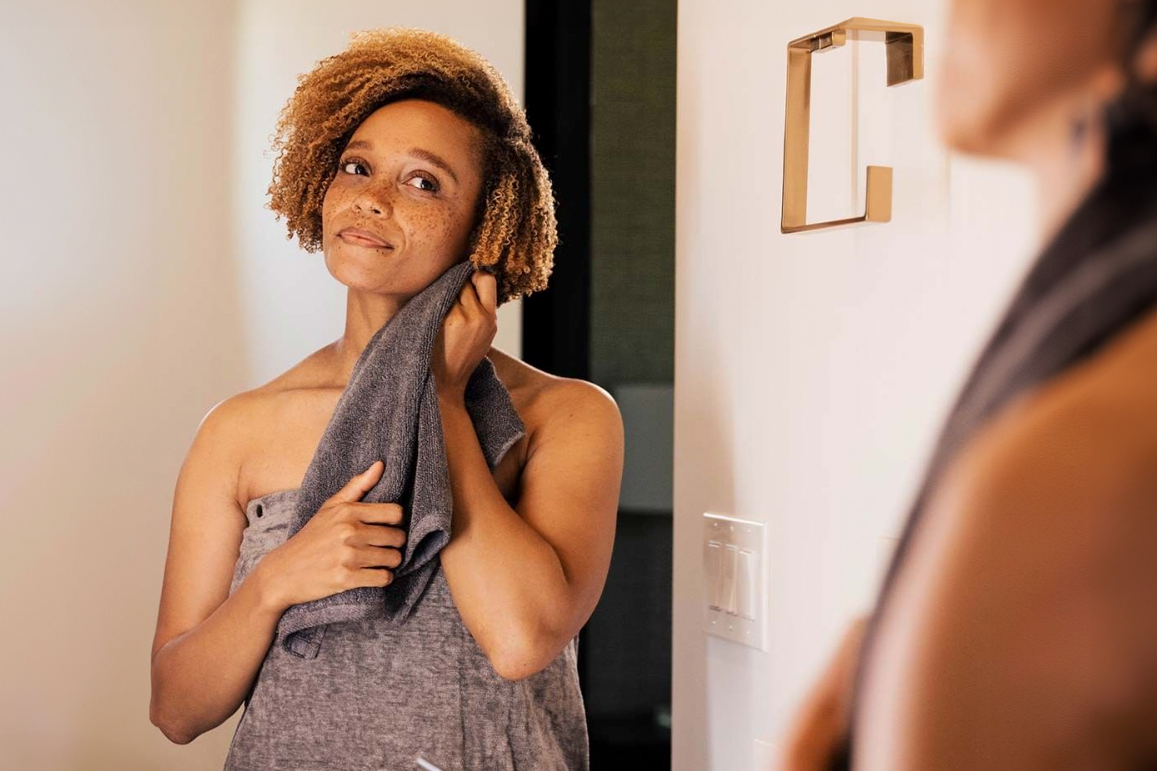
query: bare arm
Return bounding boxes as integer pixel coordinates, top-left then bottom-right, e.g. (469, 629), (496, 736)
(431, 270), (624, 680)
(437, 380), (624, 680)
(149, 395), (286, 744)
(856, 336), (1157, 770)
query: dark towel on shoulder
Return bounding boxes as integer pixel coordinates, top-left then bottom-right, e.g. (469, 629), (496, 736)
(274, 260), (525, 660)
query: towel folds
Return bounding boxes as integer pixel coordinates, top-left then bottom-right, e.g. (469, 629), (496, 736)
(274, 259), (525, 659)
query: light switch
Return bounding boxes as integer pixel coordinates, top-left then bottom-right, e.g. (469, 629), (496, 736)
(704, 540), (723, 609)
(754, 738), (779, 769)
(737, 548), (758, 620)
(702, 512), (767, 650)
(722, 544), (739, 614)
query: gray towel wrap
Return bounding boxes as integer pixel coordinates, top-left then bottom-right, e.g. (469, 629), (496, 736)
(273, 259), (526, 659)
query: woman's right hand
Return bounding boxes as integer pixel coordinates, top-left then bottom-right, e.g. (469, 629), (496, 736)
(255, 460), (406, 611)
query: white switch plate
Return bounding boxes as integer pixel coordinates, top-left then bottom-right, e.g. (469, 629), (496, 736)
(753, 737), (779, 769)
(702, 512), (767, 650)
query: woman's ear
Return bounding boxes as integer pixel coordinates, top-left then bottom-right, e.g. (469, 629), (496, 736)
(1138, 28), (1157, 80)
(1090, 64), (1127, 103)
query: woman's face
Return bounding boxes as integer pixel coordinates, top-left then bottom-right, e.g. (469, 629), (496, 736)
(321, 98), (485, 296)
(937, 0), (1119, 156)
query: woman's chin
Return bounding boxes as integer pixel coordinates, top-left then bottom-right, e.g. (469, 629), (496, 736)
(324, 251), (400, 291)
(323, 246), (464, 294)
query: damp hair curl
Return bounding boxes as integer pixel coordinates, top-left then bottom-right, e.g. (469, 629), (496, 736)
(266, 27), (557, 305)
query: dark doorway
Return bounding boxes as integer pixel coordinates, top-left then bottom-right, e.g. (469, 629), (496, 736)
(523, 1), (676, 769)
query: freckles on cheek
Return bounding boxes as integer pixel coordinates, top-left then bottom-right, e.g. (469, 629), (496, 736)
(321, 187), (341, 230)
(406, 205), (466, 250)
(321, 181), (355, 233)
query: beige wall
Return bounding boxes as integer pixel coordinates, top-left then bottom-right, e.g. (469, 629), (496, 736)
(0, 2), (522, 768)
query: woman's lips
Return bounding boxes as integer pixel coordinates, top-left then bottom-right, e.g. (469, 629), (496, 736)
(338, 229), (392, 248)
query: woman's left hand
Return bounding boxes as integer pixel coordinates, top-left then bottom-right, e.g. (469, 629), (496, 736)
(432, 267), (499, 400)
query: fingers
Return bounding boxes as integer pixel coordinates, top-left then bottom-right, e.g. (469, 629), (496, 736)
(352, 543), (404, 569)
(330, 460), (384, 503)
(458, 278), (482, 312)
(356, 497), (407, 527)
(351, 566), (395, 589)
(472, 269), (498, 315)
(460, 270), (497, 319)
(348, 528), (404, 568)
(337, 502), (404, 525)
(353, 502), (405, 526)
(356, 522), (406, 549)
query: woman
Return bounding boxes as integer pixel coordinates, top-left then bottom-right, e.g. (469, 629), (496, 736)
(149, 28), (623, 770)
(783, 1), (1157, 769)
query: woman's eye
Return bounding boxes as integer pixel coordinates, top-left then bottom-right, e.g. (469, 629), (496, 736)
(339, 159), (366, 175)
(405, 174), (439, 193)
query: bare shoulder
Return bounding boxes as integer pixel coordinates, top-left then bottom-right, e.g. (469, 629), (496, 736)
(947, 301), (1157, 536)
(190, 362), (306, 464)
(487, 347), (624, 446)
(183, 344), (342, 508)
(180, 389), (262, 505)
(891, 304), (1157, 765)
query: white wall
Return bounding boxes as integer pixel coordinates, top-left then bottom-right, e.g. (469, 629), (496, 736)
(0, 2), (523, 768)
(672, 2), (1039, 769)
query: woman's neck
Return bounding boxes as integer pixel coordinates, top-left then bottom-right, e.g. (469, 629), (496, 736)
(997, 81), (1116, 250)
(323, 286), (499, 390)
(329, 287), (409, 387)
(1024, 104), (1107, 250)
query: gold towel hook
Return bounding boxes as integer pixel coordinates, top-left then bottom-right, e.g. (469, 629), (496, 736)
(781, 17), (924, 234)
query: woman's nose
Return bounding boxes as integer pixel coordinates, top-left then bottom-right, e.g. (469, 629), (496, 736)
(352, 184), (393, 216)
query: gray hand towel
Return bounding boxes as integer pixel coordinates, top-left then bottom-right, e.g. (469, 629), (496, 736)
(273, 259), (525, 659)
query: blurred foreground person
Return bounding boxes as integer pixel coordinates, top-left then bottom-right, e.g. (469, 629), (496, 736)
(782, 1), (1157, 769)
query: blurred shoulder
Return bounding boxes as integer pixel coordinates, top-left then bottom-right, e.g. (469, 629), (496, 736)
(950, 301), (1157, 528)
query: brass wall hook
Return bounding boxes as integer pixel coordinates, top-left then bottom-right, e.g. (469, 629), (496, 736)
(781, 17), (924, 234)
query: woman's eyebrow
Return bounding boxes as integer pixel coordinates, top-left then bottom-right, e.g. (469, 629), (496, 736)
(342, 139), (460, 185)
(406, 147), (460, 185)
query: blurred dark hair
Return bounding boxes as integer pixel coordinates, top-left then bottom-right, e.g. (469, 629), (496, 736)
(1101, 0), (1157, 179)
(1122, 0), (1157, 54)
(1116, 0), (1157, 127)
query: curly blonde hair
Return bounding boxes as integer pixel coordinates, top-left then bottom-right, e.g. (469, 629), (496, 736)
(267, 27), (557, 305)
